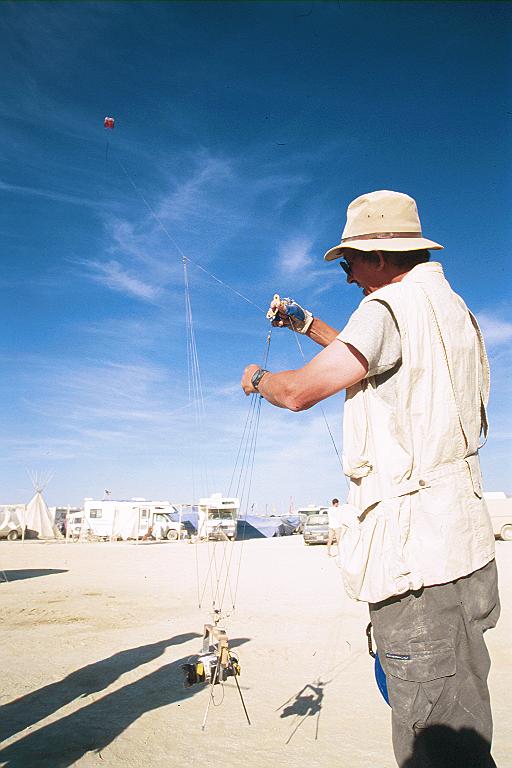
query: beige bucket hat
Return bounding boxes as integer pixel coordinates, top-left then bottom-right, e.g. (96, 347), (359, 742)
(324, 190), (443, 261)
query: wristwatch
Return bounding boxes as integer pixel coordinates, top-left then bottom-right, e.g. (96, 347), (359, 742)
(251, 368), (269, 391)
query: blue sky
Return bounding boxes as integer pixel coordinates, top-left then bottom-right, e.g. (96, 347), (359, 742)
(1, 1), (511, 508)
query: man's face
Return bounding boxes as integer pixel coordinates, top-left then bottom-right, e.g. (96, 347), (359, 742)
(340, 252), (385, 296)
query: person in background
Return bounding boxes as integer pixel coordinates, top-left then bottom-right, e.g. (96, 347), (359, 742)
(326, 497), (342, 557)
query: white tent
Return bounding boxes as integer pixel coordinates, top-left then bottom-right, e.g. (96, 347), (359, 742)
(24, 489), (62, 540)
(111, 507), (141, 541)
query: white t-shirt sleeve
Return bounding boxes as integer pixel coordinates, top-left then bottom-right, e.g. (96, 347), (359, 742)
(327, 506), (342, 528)
(337, 300), (402, 377)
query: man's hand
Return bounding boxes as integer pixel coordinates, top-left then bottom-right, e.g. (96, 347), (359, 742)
(241, 364), (260, 395)
(266, 296), (314, 334)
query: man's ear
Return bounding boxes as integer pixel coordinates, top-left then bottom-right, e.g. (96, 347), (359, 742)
(376, 250), (386, 271)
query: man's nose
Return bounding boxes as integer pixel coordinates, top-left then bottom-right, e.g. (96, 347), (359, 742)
(347, 273), (356, 284)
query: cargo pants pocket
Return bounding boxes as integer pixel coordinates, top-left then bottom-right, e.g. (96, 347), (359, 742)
(383, 639), (456, 729)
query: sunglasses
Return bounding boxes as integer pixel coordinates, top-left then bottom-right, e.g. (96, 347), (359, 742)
(339, 259), (352, 277)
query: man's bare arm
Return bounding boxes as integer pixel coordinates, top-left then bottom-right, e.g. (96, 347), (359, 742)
(241, 340), (368, 410)
(304, 317), (340, 347)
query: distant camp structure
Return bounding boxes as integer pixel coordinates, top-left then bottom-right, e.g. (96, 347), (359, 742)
(22, 471), (62, 540)
(66, 498), (187, 542)
(24, 488), (61, 540)
(0, 490), (61, 541)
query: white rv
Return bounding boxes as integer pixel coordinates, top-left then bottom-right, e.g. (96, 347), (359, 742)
(197, 493), (239, 540)
(69, 499), (186, 541)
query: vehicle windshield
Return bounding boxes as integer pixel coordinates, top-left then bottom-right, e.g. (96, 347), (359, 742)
(306, 515), (328, 526)
(209, 509), (235, 520)
(153, 513), (172, 522)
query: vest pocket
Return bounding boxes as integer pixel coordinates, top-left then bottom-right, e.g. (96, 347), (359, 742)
(338, 502), (413, 603)
(342, 453), (373, 479)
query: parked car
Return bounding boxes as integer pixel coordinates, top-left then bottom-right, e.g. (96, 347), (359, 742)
(485, 494), (512, 541)
(0, 522), (23, 541)
(294, 513), (308, 534)
(152, 513), (186, 541)
(303, 514), (330, 545)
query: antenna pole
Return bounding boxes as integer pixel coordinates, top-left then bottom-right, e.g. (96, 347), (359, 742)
(234, 672), (251, 725)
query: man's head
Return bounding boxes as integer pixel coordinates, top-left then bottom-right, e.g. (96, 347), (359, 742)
(332, 498), (339, 506)
(339, 248), (431, 296)
(324, 190), (443, 295)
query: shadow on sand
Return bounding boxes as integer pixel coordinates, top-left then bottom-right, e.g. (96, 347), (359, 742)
(402, 724), (497, 768)
(0, 633), (250, 767)
(277, 678), (330, 744)
(0, 569), (68, 583)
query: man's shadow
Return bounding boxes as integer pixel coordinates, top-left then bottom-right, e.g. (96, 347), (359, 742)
(0, 569), (67, 583)
(277, 678), (329, 744)
(0, 633), (198, 743)
(402, 724), (497, 768)
(0, 634), (250, 768)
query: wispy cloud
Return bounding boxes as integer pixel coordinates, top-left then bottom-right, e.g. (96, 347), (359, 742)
(477, 312), (512, 347)
(73, 147), (312, 309)
(0, 179), (101, 208)
(157, 150), (235, 226)
(8, 355), (243, 456)
(272, 235), (341, 298)
(77, 259), (161, 301)
(278, 236), (314, 274)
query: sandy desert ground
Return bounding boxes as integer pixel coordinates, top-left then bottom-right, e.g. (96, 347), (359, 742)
(0, 535), (510, 768)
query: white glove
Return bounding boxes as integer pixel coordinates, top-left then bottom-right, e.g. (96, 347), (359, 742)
(266, 294), (314, 335)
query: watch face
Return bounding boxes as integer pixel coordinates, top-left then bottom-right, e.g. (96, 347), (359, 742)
(251, 369), (267, 389)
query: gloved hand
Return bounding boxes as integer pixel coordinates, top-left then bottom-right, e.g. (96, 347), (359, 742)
(266, 294), (314, 334)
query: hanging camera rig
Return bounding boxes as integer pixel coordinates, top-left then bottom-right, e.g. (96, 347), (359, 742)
(182, 610), (250, 730)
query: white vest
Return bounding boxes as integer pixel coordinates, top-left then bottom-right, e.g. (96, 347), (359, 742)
(339, 262), (495, 603)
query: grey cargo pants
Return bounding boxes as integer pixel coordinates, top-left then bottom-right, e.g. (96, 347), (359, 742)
(369, 559), (500, 768)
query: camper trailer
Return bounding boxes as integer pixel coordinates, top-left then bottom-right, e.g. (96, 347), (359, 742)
(70, 499), (186, 541)
(197, 494), (239, 540)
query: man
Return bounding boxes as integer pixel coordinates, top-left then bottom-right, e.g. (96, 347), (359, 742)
(241, 190), (499, 767)
(326, 497), (342, 557)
